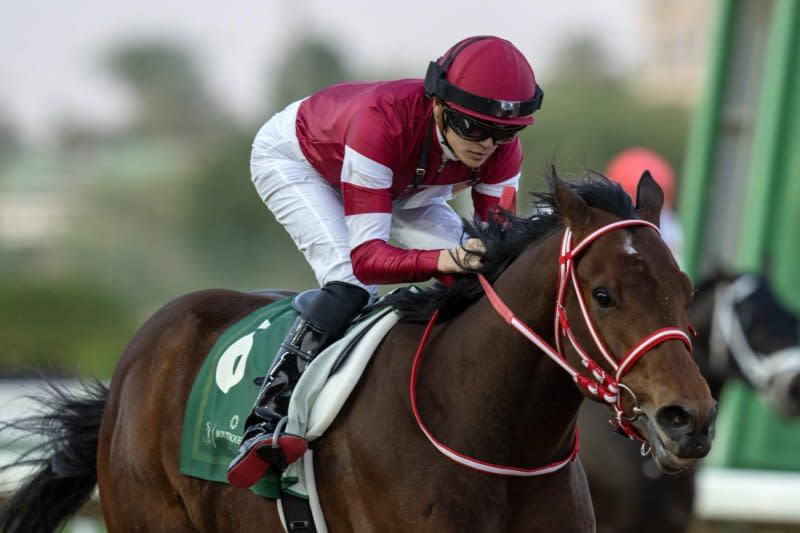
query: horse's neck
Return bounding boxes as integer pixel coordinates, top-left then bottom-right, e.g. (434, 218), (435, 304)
(420, 235), (583, 466)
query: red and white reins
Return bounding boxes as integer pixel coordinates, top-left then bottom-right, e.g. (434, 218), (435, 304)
(410, 219), (692, 476)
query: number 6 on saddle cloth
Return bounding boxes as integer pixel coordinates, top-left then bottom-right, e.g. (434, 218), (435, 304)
(179, 283), (397, 499)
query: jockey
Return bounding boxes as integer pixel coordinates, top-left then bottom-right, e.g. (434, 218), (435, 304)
(227, 35), (544, 488)
(605, 147), (684, 267)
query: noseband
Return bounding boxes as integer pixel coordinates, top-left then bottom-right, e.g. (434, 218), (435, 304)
(557, 220), (692, 433)
(410, 219), (692, 476)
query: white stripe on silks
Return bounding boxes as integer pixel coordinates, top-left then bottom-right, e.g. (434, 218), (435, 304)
(341, 146), (393, 189)
(473, 173), (520, 197)
(392, 184), (454, 210)
(346, 212), (392, 249)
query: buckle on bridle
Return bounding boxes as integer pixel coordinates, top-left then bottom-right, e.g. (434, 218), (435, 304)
(617, 383), (644, 422)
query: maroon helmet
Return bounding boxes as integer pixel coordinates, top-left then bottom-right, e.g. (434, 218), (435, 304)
(425, 36), (543, 126)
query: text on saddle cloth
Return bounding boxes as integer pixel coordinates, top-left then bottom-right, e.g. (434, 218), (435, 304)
(179, 294), (399, 499)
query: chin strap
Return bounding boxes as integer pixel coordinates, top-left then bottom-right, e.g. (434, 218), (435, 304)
(413, 109), (479, 191)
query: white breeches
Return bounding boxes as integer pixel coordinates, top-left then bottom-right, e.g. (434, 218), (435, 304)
(251, 101), (465, 295)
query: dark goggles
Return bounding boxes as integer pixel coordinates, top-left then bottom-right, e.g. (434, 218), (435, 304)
(443, 106), (525, 144)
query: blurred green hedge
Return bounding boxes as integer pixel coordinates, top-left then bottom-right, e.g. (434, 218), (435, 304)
(0, 279), (137, 378)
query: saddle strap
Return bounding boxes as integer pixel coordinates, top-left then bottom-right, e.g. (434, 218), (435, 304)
(280, 493), (318, 532)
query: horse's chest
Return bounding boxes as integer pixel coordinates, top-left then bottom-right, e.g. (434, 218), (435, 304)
(370, 467), (595, 532)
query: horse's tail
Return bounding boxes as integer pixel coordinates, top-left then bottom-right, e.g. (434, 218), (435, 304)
(0, 379), (108, 533)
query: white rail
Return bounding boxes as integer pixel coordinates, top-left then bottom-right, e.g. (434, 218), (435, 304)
(695, 467), (800, 524)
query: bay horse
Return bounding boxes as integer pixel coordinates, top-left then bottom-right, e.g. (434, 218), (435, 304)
(1, 170), (716, 532)
(580, 270), (800, 533)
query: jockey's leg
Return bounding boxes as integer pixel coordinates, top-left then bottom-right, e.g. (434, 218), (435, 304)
(227, 280), (369, 488)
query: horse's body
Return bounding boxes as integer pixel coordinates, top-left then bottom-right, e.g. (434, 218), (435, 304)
(581, 271), (800, 533)
(98, 269), (595, 531)
(1, 172), (716, 533)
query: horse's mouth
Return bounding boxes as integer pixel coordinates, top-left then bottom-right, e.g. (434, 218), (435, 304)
(637, 418), (699, 474)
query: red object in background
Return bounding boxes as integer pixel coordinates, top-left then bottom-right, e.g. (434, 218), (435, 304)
(606, 147), (676, 210)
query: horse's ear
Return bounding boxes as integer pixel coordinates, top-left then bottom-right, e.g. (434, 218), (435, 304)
(635, 171), (664, 227)
(548, 165), (590, 231)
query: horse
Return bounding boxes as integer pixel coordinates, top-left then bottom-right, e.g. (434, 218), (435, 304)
(0, 170), (716, 532)
(580, 271), (800, 533)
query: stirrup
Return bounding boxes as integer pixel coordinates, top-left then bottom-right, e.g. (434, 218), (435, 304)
(226, 418), (308, 488)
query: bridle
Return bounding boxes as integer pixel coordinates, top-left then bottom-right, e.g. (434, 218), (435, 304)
(410, 218), (692, 476)
(709, 274), (800, 409)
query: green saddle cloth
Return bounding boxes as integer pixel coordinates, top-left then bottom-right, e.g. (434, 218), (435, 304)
(179, 296), (298, 499)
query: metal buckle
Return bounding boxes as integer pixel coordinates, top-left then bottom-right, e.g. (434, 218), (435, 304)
(617, 383), (645, 422)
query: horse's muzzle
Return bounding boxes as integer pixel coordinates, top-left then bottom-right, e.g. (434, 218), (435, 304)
(656, 404), (715, 458)
(638, 403), (717, 473)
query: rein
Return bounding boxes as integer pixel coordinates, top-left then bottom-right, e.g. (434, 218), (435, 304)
(409, 307), (580, 476)
(409, 219), (692, 476)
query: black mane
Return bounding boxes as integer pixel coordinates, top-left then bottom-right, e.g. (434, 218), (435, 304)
(378, 170), (635, 322)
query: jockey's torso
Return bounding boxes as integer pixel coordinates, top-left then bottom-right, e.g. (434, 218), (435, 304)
(295, 79), (522, 219)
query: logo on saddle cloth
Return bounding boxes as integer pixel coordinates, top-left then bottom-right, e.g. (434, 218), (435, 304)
(179, 295), (399, 499)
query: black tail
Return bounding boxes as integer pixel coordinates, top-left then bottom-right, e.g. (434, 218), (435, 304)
(0, 380), (108, 533)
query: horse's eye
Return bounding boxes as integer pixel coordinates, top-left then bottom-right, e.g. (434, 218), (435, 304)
(592, 288), (614, 308)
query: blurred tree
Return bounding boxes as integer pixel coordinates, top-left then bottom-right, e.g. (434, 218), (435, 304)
(270, 35), (353, 111)
(0, 279), (136, 377)
(0, 111), (21, 165)
(107, 42), (225, 136)
(0, 111), (22, 178)
(518, 36), (689, 199)
(174, 35), (352, 291)
(551, 36), (618, 84)
(181, 124), (316, 291)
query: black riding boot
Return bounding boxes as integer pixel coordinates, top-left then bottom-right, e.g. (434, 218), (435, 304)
(227, 281), (369, 488)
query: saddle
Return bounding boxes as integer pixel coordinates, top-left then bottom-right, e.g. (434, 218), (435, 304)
(179, 292), (399, 528)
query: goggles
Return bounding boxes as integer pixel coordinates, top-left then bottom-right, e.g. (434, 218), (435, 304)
(443, 106), (525, 144)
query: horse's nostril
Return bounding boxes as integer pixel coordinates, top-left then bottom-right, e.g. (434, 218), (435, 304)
(656, 405), (695, 438)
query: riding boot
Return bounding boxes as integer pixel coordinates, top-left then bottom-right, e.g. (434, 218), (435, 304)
(227, 281), (369, 488)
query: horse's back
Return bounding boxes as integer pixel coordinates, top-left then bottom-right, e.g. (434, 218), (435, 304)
(97, 288), (288, 531)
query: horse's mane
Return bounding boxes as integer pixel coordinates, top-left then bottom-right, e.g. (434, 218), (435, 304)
(377, 170), (635, 322)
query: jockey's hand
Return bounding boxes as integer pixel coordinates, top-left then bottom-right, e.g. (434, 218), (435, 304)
(437, 238), (486, 274)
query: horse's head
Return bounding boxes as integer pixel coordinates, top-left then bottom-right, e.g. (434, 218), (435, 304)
(550, 169), (716, 473)
(691, 271), (800, 417)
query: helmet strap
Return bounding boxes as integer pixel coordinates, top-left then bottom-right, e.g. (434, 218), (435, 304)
(412, 107), (480, 189)
(412, 114), (435, 189)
